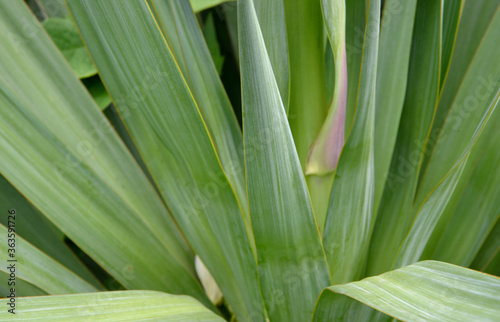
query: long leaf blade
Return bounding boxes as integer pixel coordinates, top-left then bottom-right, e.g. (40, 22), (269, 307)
(0, 175), (102, 289)
(416, 3), (500, 207)
(0, 224), (98, 295)
(366, 0), (442, 276)
(0, 291), (224, 321)
(149, 0), (252, 247)
(313, 261), (500, 321)
(322, 0), (379, 284)
(372, 0), (417, 214)
(67, 1), (264, 318)
(239, 0), (330, 320)
(0, 0), (201, 300)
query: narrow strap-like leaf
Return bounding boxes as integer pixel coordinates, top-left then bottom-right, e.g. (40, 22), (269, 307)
(283, 0), (328, 169)
(0, 224), (98, 295)
(313, 261), (500, 322)
(0, 291), (224, 321)
(322, 0), (380, 284)
(0, 176), (102, 289)
(423, 107), (500, 266)
(366, 1), (443, 276)
(67, 1), (264, 318)
(254, 0), (289, 110)
(394, 89), (500, 269)
(439, 0), (464, 89)
(149, 0), (252, 248)
(239, 0), (330, 320)
(373, 0), (417, 214)
(0, 0), (201, 301)
(190, 0), (233, 12)
(413, 5), (500, 222)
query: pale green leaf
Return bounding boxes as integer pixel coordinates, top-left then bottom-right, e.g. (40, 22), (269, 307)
(413, 5), (500, 223)
(190, 0), (233, 12)
(282, 0), (331, 226)
(42, 16), (97, 79)
(284, 0), (328, 169)
(0, 0), (201, 301)
(367, 1), (443, 276)
(423, 107), (500, 266)
(0, 224), (98, 294)
(39, 0), (68, 17)
(373, 0), (417, 214)
(0, 291), (224, 321)
(322, 0), (379, 284)
(67, 1), (263, 318)
(313, 261), (500, 322)
(0, 272), (46, 297)
(148, 0), (250, 244)
(0, 176), (102, 289)
(254, 0), (289, 108)
(394, 90), (499, 269)
(239, 0), (330, 320)
(419, 0), (500, 189)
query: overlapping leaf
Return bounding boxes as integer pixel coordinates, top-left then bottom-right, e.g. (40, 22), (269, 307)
(67, 1), (264, 319)
(0, 291), (224, 321)
(367, 1), (442, 276)
(239, 0), (330, 320)
(0, 176), (102, 289)
(373, 0), (417, 214)
(148, 0), (251, 244)
(322, 0), (379, 284)
(0, 0), (201, 302)
(313, 261), (500, 321)
(0, 224), (98, 295)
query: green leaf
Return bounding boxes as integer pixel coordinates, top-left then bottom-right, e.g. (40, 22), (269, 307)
(81, 75), (111, 110)
(190, 0), (233, 12)
(313, 261), (500, 321)
(0, 0), (200, 301)
(254, 0), (289, 108)
(372, 0), (417, 214)
(282, 0), (331, 229)
(0, 272), (46, 297)
(471, 219), (500, 276)
(39, 0), (68, 17)
(42, 16), (97, 79)
(413, 5), (500, 224)
(322, 0), (379, 284)
(238, 0), (330, 320)
(284, 0), (328, 168)
(422, 107), (500, 266)
(148, 0), (249, 239)
(67, 1), (264, 319)
(0, 224), (98, 294)
(0, 176), (102, 289)
(0, 291), (224, 321)
(439, 0), (463, 89)
(393, 90), (499, 269)
(202, 13), (225, 74)
(419, 0), (500, 188)
(366, 1), (443, 276)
